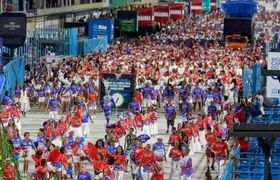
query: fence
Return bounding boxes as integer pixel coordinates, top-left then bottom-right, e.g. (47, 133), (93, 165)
(3, 56), (26, 99)
(243, 62), (264, 98)
(221, 147), (240, 180)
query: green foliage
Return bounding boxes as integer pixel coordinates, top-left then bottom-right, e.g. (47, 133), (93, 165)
(0, 127), (21, 180)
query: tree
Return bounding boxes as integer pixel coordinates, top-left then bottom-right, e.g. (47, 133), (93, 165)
(0, 125), (21, 180)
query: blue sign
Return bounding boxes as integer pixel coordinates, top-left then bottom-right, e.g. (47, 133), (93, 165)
(88, 19), (114, 42)
(0, 38), (2, 73)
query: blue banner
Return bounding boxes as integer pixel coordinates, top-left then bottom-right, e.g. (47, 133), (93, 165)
(100, 73), (136, 109)
(255, 62), (263, 93)
(0, 38), (2, 73)
(88, 19), (114, 42)
(266, 42), (271, 58)
(243, 68), (254, 98)
(69, 28), (78, 55)
(5, 56), (26, 99)
(243, 63), (264, 98)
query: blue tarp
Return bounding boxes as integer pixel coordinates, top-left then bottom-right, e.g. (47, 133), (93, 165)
(243, 62), (263, 98)
(222, 0), (258, 18)
(4, 56), (26, 99)
(83, 37), (108, 54)
(0, 74), (5, 97)
(69, 28), (78, 55)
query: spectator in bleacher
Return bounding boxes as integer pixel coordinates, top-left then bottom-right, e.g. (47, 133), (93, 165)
(234, 105), (250, 124)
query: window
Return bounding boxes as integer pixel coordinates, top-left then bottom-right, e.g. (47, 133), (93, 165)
(46, 0), (61, 8)
(92, 0), (103, 3)
(80, 0), (91, 4)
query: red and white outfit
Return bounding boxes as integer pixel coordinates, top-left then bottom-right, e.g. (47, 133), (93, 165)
(211, 140), (228, 177)
(167, 134), (182, 156)
(113, 153), (126, 180)
(70, 116), (82, 138)
(149, 111), (158, 136)
(135, 114), (143, 136)
(168, 147), (182, 180)
(142, 150), (155, 180)
(92, 159), (105, 179)
(11, 107), (21, 133)
(114, 125), (126, 148)
(142, 115), (151, 137)
(88, 92), (97, 110)
(1, 110), (10, 127)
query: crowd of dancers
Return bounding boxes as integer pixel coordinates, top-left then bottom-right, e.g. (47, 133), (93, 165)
(0, 7), (277, 180)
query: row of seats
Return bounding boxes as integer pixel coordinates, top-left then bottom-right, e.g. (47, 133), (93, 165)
(230, 108), (280, 179)
(231, 137), (280, 179)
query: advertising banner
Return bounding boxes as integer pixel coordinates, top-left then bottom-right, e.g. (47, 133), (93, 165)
(135, 8), (155, 27)
(88, 19), (114, 42)
(0, 12), (26, 49)
(117, 10), (138, 32)
(175, 2), (191, 16)
(211, 0), (217, 10)
(0, 38), (2, 73)
(267, 52), (280, 98)
(191, 0), (203, 14)
(100, 73), (136, 109)
(0, 13), (26, 36)
(109, 0), (128, 7)
(154, 6), (170, 23)
(169, 4), (184, 19)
